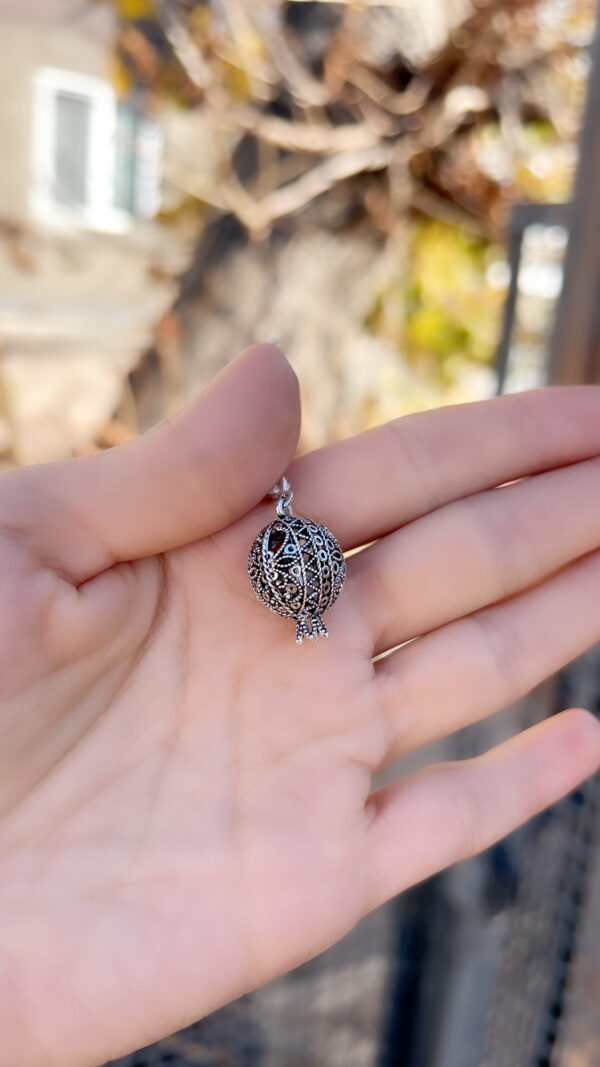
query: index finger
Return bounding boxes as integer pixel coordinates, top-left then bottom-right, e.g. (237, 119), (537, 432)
(288, 386), (600, 550)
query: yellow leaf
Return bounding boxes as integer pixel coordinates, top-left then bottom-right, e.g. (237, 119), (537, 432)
(113, 0), (155, 18)
(111, 57), (133, 96)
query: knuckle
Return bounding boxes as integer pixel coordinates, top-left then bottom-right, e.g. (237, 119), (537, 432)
(470, 608), (523, 699)
(445, 763), (486, 858)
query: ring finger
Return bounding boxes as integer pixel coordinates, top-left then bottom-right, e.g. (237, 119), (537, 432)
(374, 547), (600, 767)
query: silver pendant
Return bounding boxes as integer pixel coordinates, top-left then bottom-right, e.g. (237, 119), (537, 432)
(248, 477), (346, 643)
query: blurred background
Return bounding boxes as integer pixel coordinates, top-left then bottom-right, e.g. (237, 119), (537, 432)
(0, 1), (599, 1064)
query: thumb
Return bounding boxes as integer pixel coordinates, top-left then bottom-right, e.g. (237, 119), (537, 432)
(2, 343), (300, 582)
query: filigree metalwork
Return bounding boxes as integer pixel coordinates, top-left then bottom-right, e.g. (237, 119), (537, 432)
(248, 498), (346, 644)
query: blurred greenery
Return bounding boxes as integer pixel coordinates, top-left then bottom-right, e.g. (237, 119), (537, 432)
(368, 221), (506, 386)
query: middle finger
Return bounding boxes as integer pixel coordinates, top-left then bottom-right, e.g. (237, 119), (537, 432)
(348, 454), (600, 655)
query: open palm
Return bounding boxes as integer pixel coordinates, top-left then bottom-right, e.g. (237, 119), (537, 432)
(1, 343), (599, 1067)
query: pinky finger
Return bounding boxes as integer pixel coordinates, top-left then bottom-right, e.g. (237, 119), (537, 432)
(365, 709), (600, 912)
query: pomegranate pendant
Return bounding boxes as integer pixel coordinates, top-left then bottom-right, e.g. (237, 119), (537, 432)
(248, 478), (345, 644)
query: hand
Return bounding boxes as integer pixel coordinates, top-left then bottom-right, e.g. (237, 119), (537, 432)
(1, 343), (599, 1066)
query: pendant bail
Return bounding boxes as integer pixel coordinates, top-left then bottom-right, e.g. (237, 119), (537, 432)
(268, 476), (294, 517)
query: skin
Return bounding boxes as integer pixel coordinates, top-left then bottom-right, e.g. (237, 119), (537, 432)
(0, 342), (599, 1066)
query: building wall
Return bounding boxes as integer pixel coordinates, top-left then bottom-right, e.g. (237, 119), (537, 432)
(0, 9), (191, 464)
(0, 12), (114, 224)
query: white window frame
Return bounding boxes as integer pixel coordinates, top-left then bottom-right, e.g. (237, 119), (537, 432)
(31, 66), (161, 233)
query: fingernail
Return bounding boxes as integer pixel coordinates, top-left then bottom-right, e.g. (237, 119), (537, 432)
(265, 336), (281, 345)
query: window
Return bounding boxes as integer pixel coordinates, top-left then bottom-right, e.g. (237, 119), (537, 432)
(31, 67), (161, 232)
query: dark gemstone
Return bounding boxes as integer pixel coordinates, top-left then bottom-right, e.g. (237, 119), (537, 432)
(268, 526), (286, 554)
